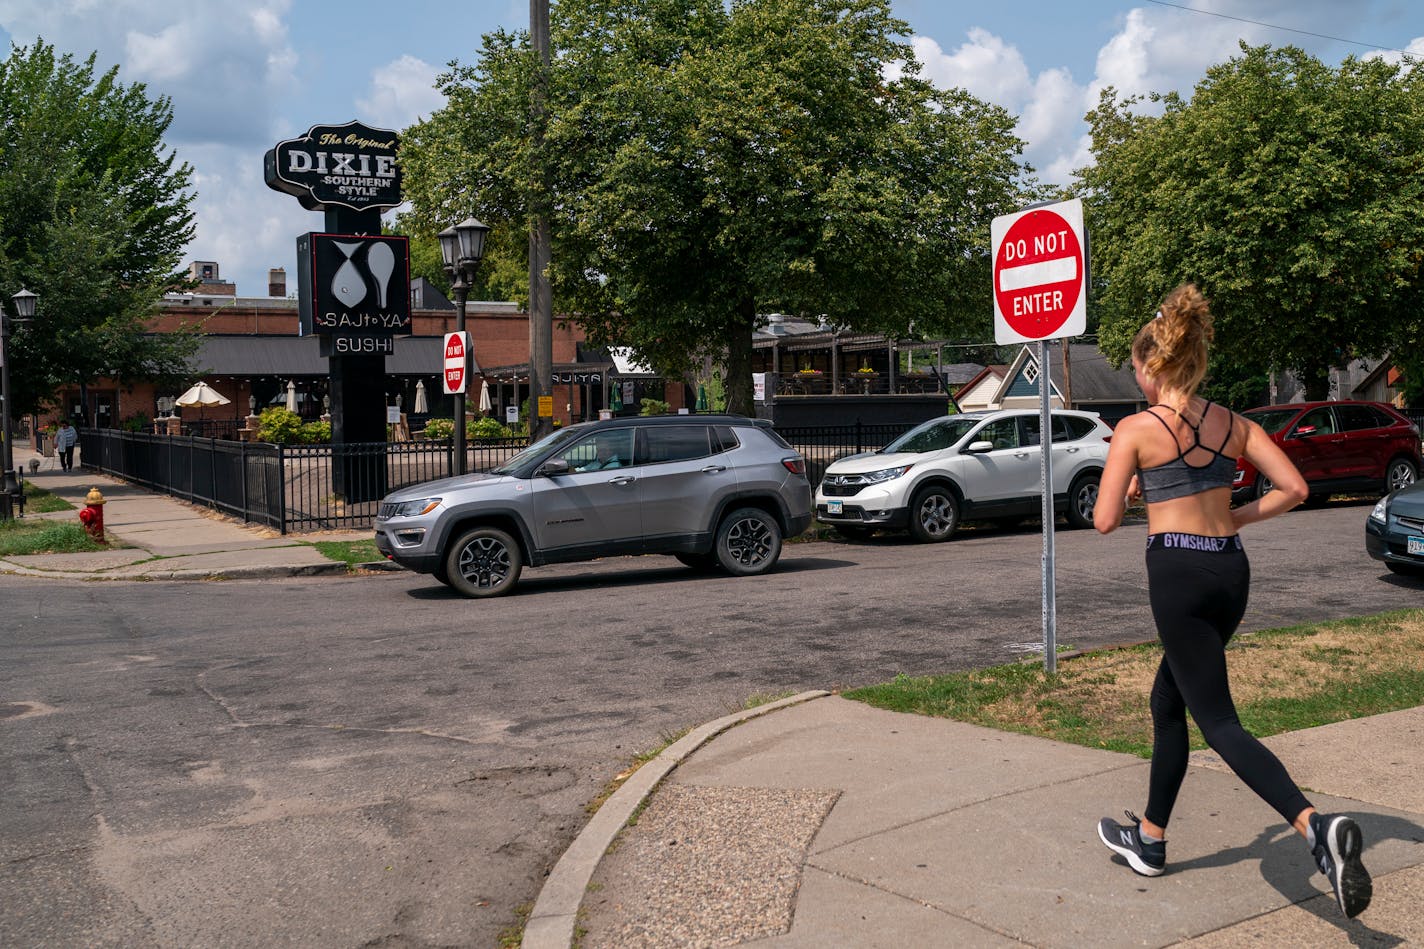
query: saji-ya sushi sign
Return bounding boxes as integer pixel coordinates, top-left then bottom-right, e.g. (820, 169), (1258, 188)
(991, 198), (1088, 344)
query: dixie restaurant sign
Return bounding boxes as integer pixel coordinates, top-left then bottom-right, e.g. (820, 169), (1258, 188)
(264, 120), (403, 212)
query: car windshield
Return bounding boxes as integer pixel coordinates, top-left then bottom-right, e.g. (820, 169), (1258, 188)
(491, 425), (586, 474)
(881, 416), (982, 454)
(1244, 408), (1301, 435)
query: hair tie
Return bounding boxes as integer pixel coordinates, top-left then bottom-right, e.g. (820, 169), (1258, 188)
(1154, 310), (1163, 320)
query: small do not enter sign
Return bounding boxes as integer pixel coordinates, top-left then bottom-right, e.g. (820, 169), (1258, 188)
(443, 331), (468, 395)
(991, 198), (1087, 344)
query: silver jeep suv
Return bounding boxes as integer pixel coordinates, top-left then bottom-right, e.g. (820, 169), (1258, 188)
(374, 415), (813, 597)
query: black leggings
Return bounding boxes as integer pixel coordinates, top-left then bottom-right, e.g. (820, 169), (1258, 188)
(1143, 533), (1312, 829)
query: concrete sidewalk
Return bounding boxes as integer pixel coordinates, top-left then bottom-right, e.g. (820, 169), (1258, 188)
(531, 695), (1424, 949)
(0, 448), (385, 580)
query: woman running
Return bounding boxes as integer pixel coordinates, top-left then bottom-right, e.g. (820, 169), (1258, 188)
(1092, 283), (1372, 919)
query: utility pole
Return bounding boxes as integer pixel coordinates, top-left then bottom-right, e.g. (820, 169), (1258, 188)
(528, 0), (554, 441)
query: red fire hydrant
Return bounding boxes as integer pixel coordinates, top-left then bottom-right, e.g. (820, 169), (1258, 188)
(79, 487), (107, 544)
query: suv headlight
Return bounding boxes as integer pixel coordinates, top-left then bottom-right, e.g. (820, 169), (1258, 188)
(1370, 498), (1388, 525)
(860, 465), (912, 484)
(390, 497), (442, 517)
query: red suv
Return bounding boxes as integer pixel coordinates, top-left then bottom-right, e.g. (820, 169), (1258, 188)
(1233, 401), (1421, 502)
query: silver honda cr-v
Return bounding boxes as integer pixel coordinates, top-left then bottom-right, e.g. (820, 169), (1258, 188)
(373, 415), (813, 597)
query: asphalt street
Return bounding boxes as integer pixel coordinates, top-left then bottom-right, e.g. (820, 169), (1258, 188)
(2, 498), (1419, 947)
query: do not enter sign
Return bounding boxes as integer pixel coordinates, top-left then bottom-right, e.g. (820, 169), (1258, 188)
(991, 198), (1087, 344)
(443, 331), (468, 395)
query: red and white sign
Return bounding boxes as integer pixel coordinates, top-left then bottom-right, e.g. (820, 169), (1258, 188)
(991, 198), (1087, 344)
(442, 331), (468, 395)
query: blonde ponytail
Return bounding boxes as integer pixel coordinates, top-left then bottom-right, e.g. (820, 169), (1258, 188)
(1132, 283), (1214, 396)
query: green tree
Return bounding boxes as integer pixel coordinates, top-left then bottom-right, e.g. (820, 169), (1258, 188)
(388, 216), (527, 305)
(0, 40), (199, 418)
(1079, 44), (1424, 399)
(401, 0), (1034, 413)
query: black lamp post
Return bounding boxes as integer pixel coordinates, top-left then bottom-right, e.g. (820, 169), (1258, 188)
(2, 288), (37, 516)
(438, 218), (490, 476)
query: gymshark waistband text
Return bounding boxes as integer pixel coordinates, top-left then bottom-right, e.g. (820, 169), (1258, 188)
(1147, 533), (1243, 551)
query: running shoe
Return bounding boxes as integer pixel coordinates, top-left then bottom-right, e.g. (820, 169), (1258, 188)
(1097, 810), (1165, 877)
(1310, 812), (1372, 918)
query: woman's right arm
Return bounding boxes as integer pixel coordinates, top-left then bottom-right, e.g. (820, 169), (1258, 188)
(1095, 415), (1142, 534)
(1231, 417), (1307, 528)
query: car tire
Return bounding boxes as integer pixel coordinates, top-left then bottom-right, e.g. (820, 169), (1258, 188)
(908, 485), (958, 542)
(714, 507), (783, 576)
(675, 551), (721, 572)
(1387, 457), (1418, 493)
(1065, 472), (1100, 529)
(834, 525), (875, 541)
(1254, 475), (1275, 501)
(444, 526), (522, 597)
(432, 563), (452, 587)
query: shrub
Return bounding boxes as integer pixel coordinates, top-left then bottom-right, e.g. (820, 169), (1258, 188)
(639, 397), (670, 416)
(256, 407), (304, 444)
(422, 417), (455, 439)
(120, 412), (151, 433)
(300, 420), (331, 443)
(469, 416), (514, 439)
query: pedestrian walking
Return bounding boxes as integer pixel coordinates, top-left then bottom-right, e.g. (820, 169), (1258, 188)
(53, 420), (78, 471)
(1092, 283), (1372, 918)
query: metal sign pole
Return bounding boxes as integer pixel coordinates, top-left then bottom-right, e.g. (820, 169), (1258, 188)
(1039, 338), (1057, 674)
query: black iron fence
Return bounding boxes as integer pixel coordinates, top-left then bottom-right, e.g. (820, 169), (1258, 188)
(80, 431), (287, 530)
(77, 424), (915, 533)
(777, 422), (915, 485)
(79, 430), (528, 533)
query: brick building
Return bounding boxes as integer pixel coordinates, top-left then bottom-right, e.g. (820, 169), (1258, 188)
(41, 268), (688, 435)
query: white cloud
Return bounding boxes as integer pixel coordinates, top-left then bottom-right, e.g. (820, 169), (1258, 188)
(2, 0), (297, 145)
(912, 30), (1032, 108)
(1366, 34), (1424, 65)
(905, 5), (1385, 188)
(355, 54), (444, 130)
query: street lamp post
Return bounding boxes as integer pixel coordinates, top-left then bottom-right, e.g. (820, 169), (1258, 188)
(438, 218), (490, 476)
(2, 288), (37, 518)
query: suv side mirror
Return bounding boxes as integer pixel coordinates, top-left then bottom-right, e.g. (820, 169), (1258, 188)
(1292, 425), (1316, 438)
(537, 458), (572, 477)
(963, 440), (994, 454)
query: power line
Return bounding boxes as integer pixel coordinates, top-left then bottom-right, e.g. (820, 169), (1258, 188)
(1143, 0), (1417, 58)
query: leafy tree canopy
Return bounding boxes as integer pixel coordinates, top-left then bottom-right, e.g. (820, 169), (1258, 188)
(401, 0), (1035, 412)
(0, 40), (198, 417)
(1079, 44), (1424, 400)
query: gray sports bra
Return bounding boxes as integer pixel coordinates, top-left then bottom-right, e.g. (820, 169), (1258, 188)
(1136, 402), (1237, 503)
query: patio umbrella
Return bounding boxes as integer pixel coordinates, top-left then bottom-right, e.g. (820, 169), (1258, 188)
(174, 381), (231, 423)
(609, 381), (623, 412)
(286, 380), (298, 412)
(174, 381), (231, 408)
(479, 379), (492, 414)
(696, 384), (709, 412)
(414, 380), (429, 414)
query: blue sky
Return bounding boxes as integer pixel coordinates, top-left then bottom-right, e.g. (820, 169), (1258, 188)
(3, 1), (1423, 300)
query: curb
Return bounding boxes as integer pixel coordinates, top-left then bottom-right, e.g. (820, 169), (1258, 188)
(520, 689), (831, 949)
(0, 560), (403, 581)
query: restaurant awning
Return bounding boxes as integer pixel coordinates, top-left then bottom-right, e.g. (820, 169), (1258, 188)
(188, 335), (477, 376)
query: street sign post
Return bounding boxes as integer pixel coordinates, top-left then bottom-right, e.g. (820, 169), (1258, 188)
(990, 198), (1089, 675)
(443, 331), (468, 395)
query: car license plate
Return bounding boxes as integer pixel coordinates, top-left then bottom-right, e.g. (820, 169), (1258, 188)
(826, 499), (843, 515)
(1409, 536), (1424, 556)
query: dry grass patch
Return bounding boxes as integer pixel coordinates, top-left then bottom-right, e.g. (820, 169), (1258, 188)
(847, 610), (1424, 757)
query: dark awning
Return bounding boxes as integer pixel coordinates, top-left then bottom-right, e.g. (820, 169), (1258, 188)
(188, 335), (478, 376)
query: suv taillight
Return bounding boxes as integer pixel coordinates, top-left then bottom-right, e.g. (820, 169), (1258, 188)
(781, 456), (806, 475)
